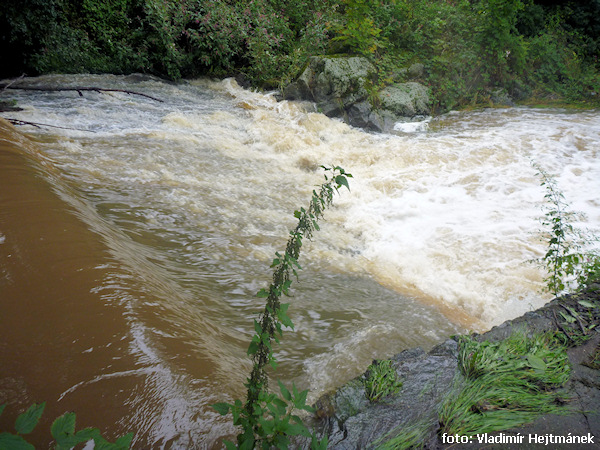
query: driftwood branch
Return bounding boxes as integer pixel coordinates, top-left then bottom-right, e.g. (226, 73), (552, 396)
(4, 118), (96, 133)
(0, 84), (164, 103)
(1, 74), (26, 91)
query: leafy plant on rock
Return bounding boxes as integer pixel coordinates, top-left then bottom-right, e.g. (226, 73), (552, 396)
(363, 359), (403, 403)
(213, 166), (352, 449)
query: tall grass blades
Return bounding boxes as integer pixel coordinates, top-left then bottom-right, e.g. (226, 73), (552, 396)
(439, 331), (571, 437)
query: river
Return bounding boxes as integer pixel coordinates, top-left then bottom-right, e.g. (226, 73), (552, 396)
(1, 74), (599, 447)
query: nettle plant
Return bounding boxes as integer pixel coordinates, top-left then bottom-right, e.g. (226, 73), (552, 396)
(214, 166), (352, 449)
(0, 402), (132, 450)
(534, 165), (600, 296)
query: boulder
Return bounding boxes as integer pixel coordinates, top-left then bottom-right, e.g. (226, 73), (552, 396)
(283, 56), (431, 133)
(284, 56), (376, 117)
(378, 82), (430, 118)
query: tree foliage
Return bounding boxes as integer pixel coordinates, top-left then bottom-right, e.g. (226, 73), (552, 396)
(1, 0), (599, 106)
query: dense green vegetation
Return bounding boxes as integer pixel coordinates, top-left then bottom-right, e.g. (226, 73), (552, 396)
(2, 0), (599, 111)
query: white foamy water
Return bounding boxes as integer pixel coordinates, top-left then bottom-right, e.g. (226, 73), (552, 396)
(3, 74), (599, 445)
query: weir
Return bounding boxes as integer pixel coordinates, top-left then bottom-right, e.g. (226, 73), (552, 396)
(1, 75), (599, 446)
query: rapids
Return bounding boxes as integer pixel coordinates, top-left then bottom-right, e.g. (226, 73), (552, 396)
(1, 74), (599, 447)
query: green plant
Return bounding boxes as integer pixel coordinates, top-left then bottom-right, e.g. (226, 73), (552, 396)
(534, 165), (600, 296)
(439, 331), (571, 437)
(376, 420), (430, 450)
(330, 0), (385, 57)
(213, 166), (352, 449)
(552, 295), (600, 346)
(0, 402), (132, 449)
(363, 360), (403, 402)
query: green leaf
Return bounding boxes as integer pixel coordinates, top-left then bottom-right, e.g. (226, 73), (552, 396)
(0, 404), (5, 417)
(254, 320), (263, 335)
(51, 412), (76, 440)
(113, 432), (134, 449)
(74, 427), (100, 442)
(256, 288), (269, 298)
(224, 441), (237, 450)
(277, 304), (294, 329)
(285, 423), (311, 437)
(15, 403), (45, 435)
(578, 300), (596, 308)
(93, 433), (133, 450)
(0, 432), (34, 450)
(294, 388), (309, 409)
(527, 354), (547, 372)
(278, 380), (292, 402)
(239, 434), (255, 450)
(272, 397), (288, 410)
(334, 174), (350, 191)
(559, 311), (576, 323)
(212, 403), (231, 416)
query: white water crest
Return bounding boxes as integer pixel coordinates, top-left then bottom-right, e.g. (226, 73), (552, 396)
(3, 74), (599, 445)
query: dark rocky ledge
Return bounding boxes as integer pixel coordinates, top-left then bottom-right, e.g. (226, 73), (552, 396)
(309, 285), (600, 449)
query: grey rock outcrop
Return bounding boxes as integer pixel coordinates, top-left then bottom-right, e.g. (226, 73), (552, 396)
(283, 56), (430, 132)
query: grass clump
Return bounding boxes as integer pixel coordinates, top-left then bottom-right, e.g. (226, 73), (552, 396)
(376, 419), (431, 450)
(364, 359), (403, 403)
(439, 331), (571, 437)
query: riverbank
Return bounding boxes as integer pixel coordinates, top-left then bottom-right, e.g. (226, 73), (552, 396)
(313, 284), (600, 448)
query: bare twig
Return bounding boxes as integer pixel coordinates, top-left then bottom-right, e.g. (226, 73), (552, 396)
(5, 118), (96, 133)
(553, 309), (574, 342)
(1, 74), (26, 91)
(0, 84), (163, 102)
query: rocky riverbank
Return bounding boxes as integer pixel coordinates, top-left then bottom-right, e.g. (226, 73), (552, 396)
(310, 285), (600, 449)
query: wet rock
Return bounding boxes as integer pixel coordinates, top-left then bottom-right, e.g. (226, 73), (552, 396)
(314, 341), (458, 449)
(283, 56), (430, 133)
(312, 284), (600, 449)
(283, 56), (375, 116)
(378, 82), (430, 118)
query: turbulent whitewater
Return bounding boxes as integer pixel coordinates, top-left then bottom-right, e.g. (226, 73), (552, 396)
(1, 74), (598, 446)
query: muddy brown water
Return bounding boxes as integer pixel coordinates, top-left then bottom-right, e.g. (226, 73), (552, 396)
(1, 75), (599, 447)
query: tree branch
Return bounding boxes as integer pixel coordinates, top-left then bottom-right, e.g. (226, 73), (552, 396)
(0, 84), (164, 103)
(4, 118), (96, 133)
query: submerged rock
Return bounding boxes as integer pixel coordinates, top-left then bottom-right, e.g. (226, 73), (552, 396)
(283, 56), (430, 133)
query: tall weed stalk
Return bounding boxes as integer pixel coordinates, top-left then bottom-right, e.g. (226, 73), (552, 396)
(213, 166), (352, 449)
(534, 165), (600, 295)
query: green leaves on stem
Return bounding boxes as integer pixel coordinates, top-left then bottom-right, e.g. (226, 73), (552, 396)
(0, 403), (133, 450)
(534, 165), (600, 296)
(213, 165), (351, 449)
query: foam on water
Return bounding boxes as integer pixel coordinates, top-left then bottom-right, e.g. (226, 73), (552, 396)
(4, 75), (600, 444)
(8, 76), (600, 330)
